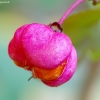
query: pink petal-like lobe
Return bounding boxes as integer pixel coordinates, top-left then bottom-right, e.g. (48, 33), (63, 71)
(21, 23), (72, 69)
(42, 46), (77, 87)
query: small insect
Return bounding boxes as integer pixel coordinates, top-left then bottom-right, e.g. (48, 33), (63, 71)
(49, 22), (63, 32)
(89, 0), (100, 5)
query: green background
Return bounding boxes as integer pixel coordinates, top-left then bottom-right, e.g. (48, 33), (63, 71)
(0, 0), (100, 100)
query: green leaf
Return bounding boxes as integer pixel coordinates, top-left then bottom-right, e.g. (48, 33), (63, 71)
(62, 9), (100, 61)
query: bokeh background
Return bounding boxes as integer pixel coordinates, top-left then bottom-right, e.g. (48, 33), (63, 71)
(0, 0), (100, 100)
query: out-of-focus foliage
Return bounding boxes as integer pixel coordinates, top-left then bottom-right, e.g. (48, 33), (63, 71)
(62, 9), (100, 61)
(0, 0), (100, 100)
(0, 0), (16, 11)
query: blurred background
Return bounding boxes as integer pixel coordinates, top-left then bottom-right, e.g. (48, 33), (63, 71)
(0, 0), (100, 100)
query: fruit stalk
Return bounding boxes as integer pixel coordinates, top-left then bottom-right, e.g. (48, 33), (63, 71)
(59, 0), (84, 25)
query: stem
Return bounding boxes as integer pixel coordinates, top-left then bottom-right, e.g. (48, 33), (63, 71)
(58, 0), (85, 25)
(28, 76), (33, 81)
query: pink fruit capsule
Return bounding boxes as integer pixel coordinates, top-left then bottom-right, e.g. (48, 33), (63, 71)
(8, 22), (77, 87)
(8, 0), (85, 87)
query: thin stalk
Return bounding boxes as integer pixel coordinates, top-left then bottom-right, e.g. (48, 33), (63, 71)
(59, 0), (85, 25)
